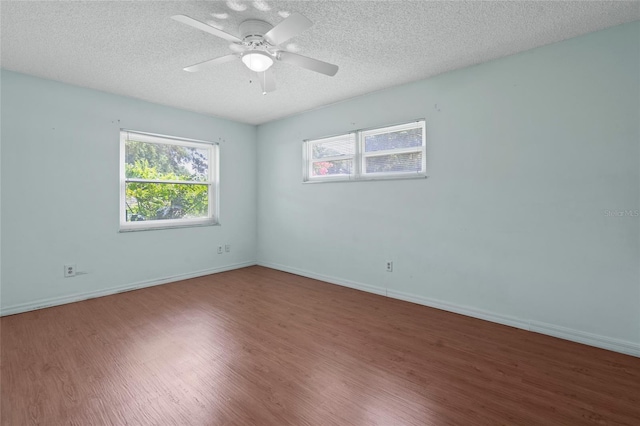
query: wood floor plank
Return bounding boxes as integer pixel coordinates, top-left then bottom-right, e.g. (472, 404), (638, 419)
(2, 266), (639, 425)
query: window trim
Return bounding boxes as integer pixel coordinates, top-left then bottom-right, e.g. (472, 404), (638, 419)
(303, 119), (426, 183)
(119, 129), (219, 232)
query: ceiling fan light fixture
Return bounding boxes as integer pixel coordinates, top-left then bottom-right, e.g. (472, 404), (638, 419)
(242, 51), (274, 73)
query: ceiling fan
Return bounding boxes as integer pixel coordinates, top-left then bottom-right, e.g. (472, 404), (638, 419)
(172, 12), (339, 94)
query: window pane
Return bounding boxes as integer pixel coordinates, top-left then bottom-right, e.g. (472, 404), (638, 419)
(311, 135), (355, 159)
(364, 127), (423, 152)
(125, 140), (209, 181)
(125, 182), (209, 222)
(312, 159), (353, 177)
(365, 152), (423, 174)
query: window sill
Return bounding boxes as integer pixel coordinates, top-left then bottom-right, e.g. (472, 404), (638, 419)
(119, 219), (219, 233)
(303, 174), (428, 184)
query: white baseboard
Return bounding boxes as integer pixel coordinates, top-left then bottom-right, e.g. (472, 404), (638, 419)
(258, 261), (640, 358)
(258, 261), (387, 296)
(0, 261), (257, 317)
(389, 289), (640, 357)
(528, 320), (640, 358)
(386, 289), (531, 331)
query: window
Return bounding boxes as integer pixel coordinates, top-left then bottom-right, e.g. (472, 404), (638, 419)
(305, 133), (356, 181)
(119, 130), (218, 231)
(303, 120), (426, 182)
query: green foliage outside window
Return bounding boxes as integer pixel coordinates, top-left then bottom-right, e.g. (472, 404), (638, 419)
(125, 140), (210, 222)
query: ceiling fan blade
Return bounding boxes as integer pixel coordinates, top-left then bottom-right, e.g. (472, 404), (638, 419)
(172, 15), (241, 43)
(264, 12), (313, 46)
(258, 68), (276, 94)
(183, 55), (238, 72)
(278, 51), (339, 77)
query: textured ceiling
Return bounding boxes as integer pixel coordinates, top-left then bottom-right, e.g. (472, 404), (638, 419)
(2, 1), (639, 125)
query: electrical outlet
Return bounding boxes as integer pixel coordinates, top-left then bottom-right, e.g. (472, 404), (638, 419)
(225, 244), (231, 253)
(64, 264), (76, 277)
(217, 246), (223, 254)
(386, 261), (393, 272)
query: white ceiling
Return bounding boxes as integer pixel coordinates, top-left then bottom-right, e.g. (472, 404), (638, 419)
(2, 1), (639, 125)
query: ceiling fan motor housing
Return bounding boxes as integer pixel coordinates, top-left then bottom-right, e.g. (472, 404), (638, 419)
(239, 19), (273, 42)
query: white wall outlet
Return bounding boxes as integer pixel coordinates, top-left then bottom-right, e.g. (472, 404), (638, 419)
(217, 246), (223, 254)
(386, 261), (393, 272)
(64, 264), (76, 277)
(225, 244), (231, 253)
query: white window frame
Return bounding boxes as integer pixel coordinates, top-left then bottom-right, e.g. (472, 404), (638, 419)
(119, 129), (219, 232)
(359, 121), (427, 179)
(303, 119), (426, 183)
(303, 133), (356, 182)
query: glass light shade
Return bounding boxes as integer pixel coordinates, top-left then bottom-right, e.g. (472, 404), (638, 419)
(241, 51), (274, 73)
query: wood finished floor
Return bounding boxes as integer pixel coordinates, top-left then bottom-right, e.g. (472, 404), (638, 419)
(1, 266), (639, 425)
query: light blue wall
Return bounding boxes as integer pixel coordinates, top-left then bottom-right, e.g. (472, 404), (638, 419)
(1, 70), (257, 312)
(257, 22), (640, 349)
